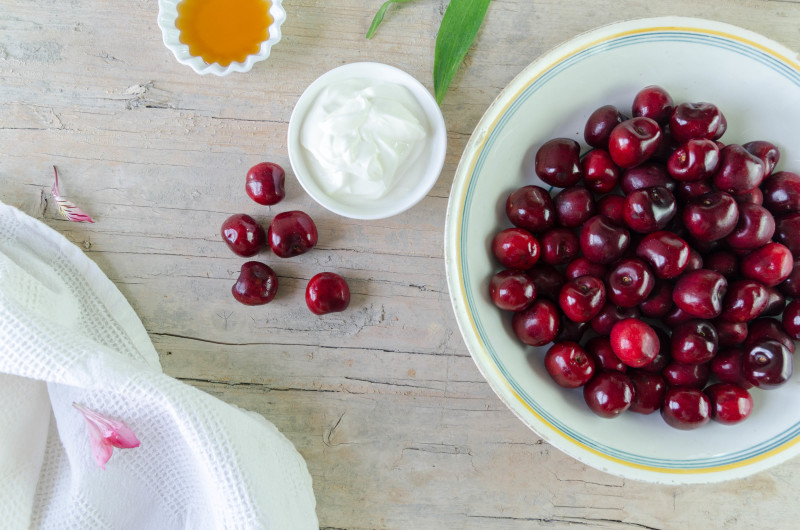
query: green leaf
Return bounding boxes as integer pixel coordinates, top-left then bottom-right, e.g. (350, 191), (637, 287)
(434, 0), (490, 104)
(366, 0), (417, 39)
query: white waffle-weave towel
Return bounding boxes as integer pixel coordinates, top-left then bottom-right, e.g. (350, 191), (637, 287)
(0, 202), (318, 529)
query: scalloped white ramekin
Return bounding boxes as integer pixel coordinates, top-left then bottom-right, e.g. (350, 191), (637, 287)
(157, 0), (285, 76)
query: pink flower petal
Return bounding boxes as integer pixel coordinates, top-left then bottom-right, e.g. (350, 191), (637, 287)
(73, 403), (140, 469)
(52, 166), (94, 223)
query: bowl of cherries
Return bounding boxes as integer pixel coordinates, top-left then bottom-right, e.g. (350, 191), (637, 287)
(444, 17), (800, 483)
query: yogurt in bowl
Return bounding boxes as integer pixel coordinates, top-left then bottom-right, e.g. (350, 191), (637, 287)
(288, 63), (447, 220)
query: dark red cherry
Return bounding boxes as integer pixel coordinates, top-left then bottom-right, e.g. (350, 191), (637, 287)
(667, 139), (720, 181)
(743, 140), (780, 177)
(742, 340), (794, 388)
(245, 162), (286, 205)
(579, 215), (631, 264)
(232, 261), (278, 305)
(607, 258), (655, 307)
(682, 191), (739, 242)
(671, 319), (718, 364)
(554, 186), (596, 228)
(705, 383), (753, 425)
(608, 117), (662, 169)
(669, 102), (723, 144)
(489, 270), (537, 311)
(558, 275), (606, 323)
(639, 280), (673, 318)
(582, 149), (620, 194)
(583, 371), (634, 418)
(710, 347), (751, 387)
(632, 85), (674, 125)
(661, 386), (711, 430)
(628, 370), (667, 414)
(761, 287), (786, 317)
(762, 171), (800, 215)
(740, 242), (793, 287)
(221, 213), (266, 257)
(527, 264), (565, 301)
(565, 257), (607, 281)
(713, 144), (766, 195)
(623, 186), (677, 233)
(267, 210), (318, 258)
(590, 303), (640, 335)
(554, 316), (591, 343)
(620, 163), (675, 194)
(596, 195), (626, 225)
(640, 329), (672, 373)
(714, 319), (748, 347)
(506, 185), (556, 233)
(775, 212), (800, 259)
(540, 227), (580, 266)
(305, 272), (350, 315)
(745, 318), (795, 354)
(635, 231), (689, 279)
(586, 336), (627, 372)
(544, 342), (596, 388)
(783, 300), (800, 340)
(535, 138), (583, 188)
(703, 250), (739, 278)
(720, 280), (768, 322)
(779, 261), (800, 298)
(512, 299), (561, 346)
(584, 105), (626, 149)
(492, 228), (541, 269)
(675, 178), (715, 202)
(663, 361), (710, 388)
(610, 318), (659, 368)
(685, 249), (704, 272)
(736, 187), (764, 206)
(672, 269), (728, 319)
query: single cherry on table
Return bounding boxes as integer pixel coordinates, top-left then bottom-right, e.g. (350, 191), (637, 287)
(232, 261), (278, 305)
(221, 213), (266, 257)
(245, 162), (286, 205)
(306, 272), (350, 315)
(268, 210), (319, 258)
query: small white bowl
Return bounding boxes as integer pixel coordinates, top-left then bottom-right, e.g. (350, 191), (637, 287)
(157, 0), (286, 76)
(287, 63), (447, 220)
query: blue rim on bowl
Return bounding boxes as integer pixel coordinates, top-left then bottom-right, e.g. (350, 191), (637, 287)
(444, 16), (800, 484)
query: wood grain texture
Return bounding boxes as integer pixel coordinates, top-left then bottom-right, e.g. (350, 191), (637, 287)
(2, 0), (800, 528)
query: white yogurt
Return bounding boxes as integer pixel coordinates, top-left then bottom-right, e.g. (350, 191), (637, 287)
(299, 78), (428, 200)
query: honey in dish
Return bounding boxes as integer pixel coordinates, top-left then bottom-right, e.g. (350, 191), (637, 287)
(176, 0), (273, 67)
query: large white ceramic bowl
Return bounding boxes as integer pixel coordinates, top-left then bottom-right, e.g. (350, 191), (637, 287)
(444, 17), (800, 484)
(157, 0), (286, 76)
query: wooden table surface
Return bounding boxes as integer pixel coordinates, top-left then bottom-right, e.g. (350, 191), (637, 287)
(3, 1), (800, 528)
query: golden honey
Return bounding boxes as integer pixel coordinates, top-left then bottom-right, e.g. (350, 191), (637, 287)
(176, 0), (273, 67)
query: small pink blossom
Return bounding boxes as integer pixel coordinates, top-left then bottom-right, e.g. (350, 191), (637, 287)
(52, 166), (94, 223)
(73, 403), (140, 469)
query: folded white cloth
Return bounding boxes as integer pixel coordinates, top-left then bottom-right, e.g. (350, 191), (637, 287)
(0, 202), (318, 529)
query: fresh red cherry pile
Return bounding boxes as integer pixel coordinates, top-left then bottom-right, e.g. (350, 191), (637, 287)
(221, 162), (350, 315)
(490, 85), (800, 429)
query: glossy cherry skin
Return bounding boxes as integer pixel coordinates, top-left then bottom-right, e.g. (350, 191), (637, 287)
(742, 340), (794, 388)
(713, 144), (766, 195)
(620, 163), (675, 194)
(639, 280), (673, 318)
(628, 370), (667, 414)
(591, 303), (640, 335)
(743, 140), (780, 177)
(675, 179), (715, 202)
(714, 319), (748, 347)
(740, 242), (793, 287)
(306, 272), (350, 315)
(762, 171), (800, 215)
(640, 328), (672, 373)
(705, 383), (753, 425)
(583, 371), (634, 418)
(673, 269), (728, 319)
(584, 105), (626, 149)
(596, 195), (626, 225)
(506, 185), (556, 233)
(544, 342), (596, 388)
(720, 280), (768, 322)
(512, 299), (561, 346)
(663, 361), (711, 388)
(704, 250), (739, 278)
(635, 231), (689, 279)
(586, 336), (628, 372)
(221, 213), (266, 257)
(554, 316), (591, 343)
(535, 138), (583, 188)
(761, 286), (787, 317)
(779, 261), (800, 298)
(682, 192), (739, 241)
(663, 305), (696, 328)
(527, 264), (565, 301)
(775, 212), (800, 259)
(580, 215), (631, 264)
(565, 257), (607, 281)
(608, 117), (662, 168)
(555, 186), (596, 228)
(245, 162), (286, 205)
(582, 149), (620, 194)
(661, 386), (711, 430)
(489, 270), (537, 311)
(783, 300), (800, 340)
(685, 249), (704, 272)
(610, 318), (659, 368)
(736, 186), (764, 206)
(671, 319), (718, 364)
(232, 261), (278, 305)
(623, 186), (676, 233)
(558, 275), (606, 323)
(667, 139), (720, 181)
(710, 347), (751, 387)
(632, 85), (674, 124)
(267, 210), (318, 258)
(540, 228), (580, 266)
(607, 258), (655, 307)
(669, 102), (723, 144)
(745, 318), (795, 354)
(492, 228), (541, 269)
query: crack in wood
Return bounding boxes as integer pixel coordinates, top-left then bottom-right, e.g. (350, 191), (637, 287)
(466, 514), (661, 529)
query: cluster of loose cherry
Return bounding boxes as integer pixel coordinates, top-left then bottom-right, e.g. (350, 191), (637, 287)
(490, 85), (800, 429)
(220, 163), (350, 315)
